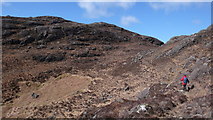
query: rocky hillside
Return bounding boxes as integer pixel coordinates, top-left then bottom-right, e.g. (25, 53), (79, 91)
(80, 24), (213, 118)
(2, 16), (212, 119)
(2, 16), (163, 103)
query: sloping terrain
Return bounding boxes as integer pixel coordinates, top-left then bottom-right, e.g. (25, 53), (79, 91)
(2, 16), (163, 118)
(2, 16), (162, 102)
(1, 16), (212, 118)
(80, 24), (213, 118)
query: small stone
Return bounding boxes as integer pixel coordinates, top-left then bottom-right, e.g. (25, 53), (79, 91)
(124, 86), (130, 91)
(32, 93), (39, 99)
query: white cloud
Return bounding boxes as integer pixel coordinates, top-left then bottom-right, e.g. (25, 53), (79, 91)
(78, 2), (112, 18)
(117, 2), (135, 9)
(149, 2), (191, 13)
(121, 16), (139, 26)
(78, 1), (135, 18)
(148, 1), (209, 13)
(116, 0), (136, 9)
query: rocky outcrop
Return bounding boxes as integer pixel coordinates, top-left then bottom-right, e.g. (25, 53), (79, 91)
(32, 52), (66, 62)
(156, 24), (212, 59)
(175, 94), (213, 118)
(80, 83), (188, 118)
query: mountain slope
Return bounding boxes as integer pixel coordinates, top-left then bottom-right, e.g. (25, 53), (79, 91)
(2, 16), (163, 118)
(80, 24), (213, 118)
(2, 16), (212, 118)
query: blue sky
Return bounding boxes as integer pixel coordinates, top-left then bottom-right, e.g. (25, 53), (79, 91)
(2, 2), (212, 43)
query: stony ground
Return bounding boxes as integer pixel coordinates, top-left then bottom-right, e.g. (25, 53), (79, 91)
(1, 16), (212, 119)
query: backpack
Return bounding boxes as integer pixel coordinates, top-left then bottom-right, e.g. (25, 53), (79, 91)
(183, 77), (189, 84)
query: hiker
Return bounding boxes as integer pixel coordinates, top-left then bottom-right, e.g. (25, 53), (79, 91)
(180, 74), (189, 91)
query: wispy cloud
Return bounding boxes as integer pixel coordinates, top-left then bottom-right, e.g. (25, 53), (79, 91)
(121, 16), (139, 26)
(149, 0), (209, 13)
(149, 2), (191, 13)
(117, 2), (134, 9)
(116, 0), (136, 9)
(1, 0), (12, 7)
(78, 1), (135, 18)
(192, 19), (202, 25)
(78, 2), (112, 18)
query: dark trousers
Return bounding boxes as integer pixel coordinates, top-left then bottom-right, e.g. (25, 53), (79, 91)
(183, 84), (187, 91)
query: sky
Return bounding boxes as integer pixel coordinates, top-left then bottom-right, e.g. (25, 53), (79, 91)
(1, 2), (212, 43)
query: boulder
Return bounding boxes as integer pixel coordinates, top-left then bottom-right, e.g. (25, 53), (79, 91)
(25, 21), (44, 26)
(71, 41), (90, 46)
(2, 39), (21, 45)
(34, 26), (49, 33)
(36, 45), (47, 49)
(136, 88), (150, 100)
(45, 53), (65, 62)
(17, 30), (31, 38)
(2, 30), (17, 38)
(159, 100), (176, 111)
(76, 51), (101, 57)
(32, 52), (66, 62)
(32, 93), (39, 99)
(144, 37), (164, 46)
(45, 34), (60, 42)
(20, 36), (35, 46)
(3, 24), (26, 29)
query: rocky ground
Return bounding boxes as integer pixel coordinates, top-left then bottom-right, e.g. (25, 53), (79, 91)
(1, 16), (212, 119)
